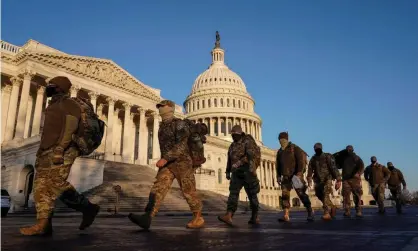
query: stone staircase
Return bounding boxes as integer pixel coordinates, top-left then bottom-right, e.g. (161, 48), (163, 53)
(16, 161), (277, 214)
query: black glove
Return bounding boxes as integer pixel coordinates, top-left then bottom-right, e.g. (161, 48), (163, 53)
(277, 176), (282, 186)
(226, 172), (231, 180)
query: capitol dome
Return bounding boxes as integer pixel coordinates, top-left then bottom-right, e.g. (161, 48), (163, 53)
(184, 32), (263, 143)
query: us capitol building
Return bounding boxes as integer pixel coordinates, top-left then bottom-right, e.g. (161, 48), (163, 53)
(0, 33), (373, 212)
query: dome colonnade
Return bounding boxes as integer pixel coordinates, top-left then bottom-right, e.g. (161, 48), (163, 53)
(184, 31), (262, 142)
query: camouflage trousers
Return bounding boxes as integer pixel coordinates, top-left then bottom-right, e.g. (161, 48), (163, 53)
(281, 176), (311, 209)
(145, 162), (202, 216)
(342, 178), (363, 210)
(314, 179), (334, 214)
(389, 185), (402, 212)
(34, 147), (89, 219)
(371, 183), (386, 211)
(226, 170), (260, 213)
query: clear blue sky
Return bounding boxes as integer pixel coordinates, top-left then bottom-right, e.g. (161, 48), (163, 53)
(2, 1), (417, 190)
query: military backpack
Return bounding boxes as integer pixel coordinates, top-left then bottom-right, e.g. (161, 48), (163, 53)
(174, 118), (208, 167)
(244, 134), (261, 170)
(71, 97), (105, 156)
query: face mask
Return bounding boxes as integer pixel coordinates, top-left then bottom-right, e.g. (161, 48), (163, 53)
(232, 134), (242, 142)
(388, 166), (394, 171)
(158, 106), (174, 121)
(45, 85), (58, 97)
(314, 149), (322, 155)
(371, 161), (377, 164)
(279, 139), (288, 148)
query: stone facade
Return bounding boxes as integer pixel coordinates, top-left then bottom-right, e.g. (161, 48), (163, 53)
(0, 38), (373, 212)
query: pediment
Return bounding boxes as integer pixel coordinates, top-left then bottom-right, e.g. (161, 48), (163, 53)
(19, 52), (161, 102)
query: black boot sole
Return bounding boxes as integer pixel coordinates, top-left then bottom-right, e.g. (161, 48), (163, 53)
(79, 205), (100, 230)
(128, 213), (151, 230)
(217, 216), (233, 227)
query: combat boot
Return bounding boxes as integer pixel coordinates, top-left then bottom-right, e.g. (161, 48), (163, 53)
(79, 202), (100, 230)
(330, 207), (337, 219)
(343, 208), (351, 218)
(278, 208), (290, 222)
(307, 208), (315, 222)
(129, 212), (153, 230)
(20, 218), (52, 236)
(218, 211), (233, 226)
(248, 210), (260, 225)
(355, 208), (363, 218)
(186, 211), (205, 229)
(322, 211), (332, 221)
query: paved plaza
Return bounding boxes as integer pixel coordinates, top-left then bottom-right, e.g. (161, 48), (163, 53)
(2, 207), (418, 251)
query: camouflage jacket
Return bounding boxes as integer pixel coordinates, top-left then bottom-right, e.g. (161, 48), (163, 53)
(276, 142), (306, 177)
(39, 94), (81, 152)
(364, 163), (391, 186)
(159, 118), (191, 164)
(307, 153), (342, 183)
(226, 135), (255, 173)
(387, 168), (406, 187)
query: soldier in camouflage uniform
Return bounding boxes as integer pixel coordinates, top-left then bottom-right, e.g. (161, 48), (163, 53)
(128, 100), (204, 229)
(276, 132), (314, 222)
(20, 76), (100, 236)
(364, 156), (391, 214)
(386, 162), (407, 214)
(333, 145), (364, 218)
(307, 143), (342, 221)
(218, 125), (260, 226)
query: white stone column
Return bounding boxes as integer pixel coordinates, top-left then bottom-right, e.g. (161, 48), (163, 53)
(15, 70), (35, 139)
(152, 111), (161, 160)
(23, 95), (34, 138)
(210, 118), (214, 136)
(89, 92), (99, 112)
(105, 98), (116, 160)
(70, 86), (80, 98)
(217, 117), (221, 136)
(138, 108), (148, 165)
(122, 103), (132, 163)
(272, 163), (276, 188)
(260, 161), (264, 188)
(268, 162), (272, 188)
(246, 120), (250, 134)
(259, 125), (262, 142)
(1, 85), (12, 142)
(31, 86), (45, 136)
(4, 77), (23, 141)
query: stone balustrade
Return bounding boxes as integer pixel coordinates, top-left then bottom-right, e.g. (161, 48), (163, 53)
(0, 40), (21, 54)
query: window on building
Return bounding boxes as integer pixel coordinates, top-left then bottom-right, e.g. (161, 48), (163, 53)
(218, 169), (222, 184)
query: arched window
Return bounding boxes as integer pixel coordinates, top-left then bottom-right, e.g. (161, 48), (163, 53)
(220, 98), (224, 107)
(233, 99), (236, 107)
(227, 98), (230, 107)
(218, 169), (222, 184)
(208, 99), (211, 107)
(197, 101), (200, 110)
(202, 100), (205, 109)
(214, 98), (218, 107)
(238, 100), (241, 108)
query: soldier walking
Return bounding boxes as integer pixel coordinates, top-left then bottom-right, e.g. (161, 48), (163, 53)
(218, 125), (261, 226)
(333, 145), (364, 218)
(128, 100), (205, 229)
(386, 162), (407, 214)
(307, 143), (342, 221)
(276, 132), (314, 222)
(364, 156), (391, 214)
(20, 76), (100, 236)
